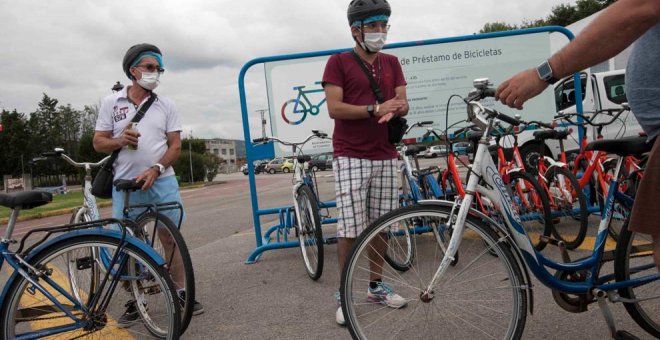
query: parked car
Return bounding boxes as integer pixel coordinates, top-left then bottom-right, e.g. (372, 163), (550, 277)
(264, 158), (285, 174)
(281, 158), (294, 173)
(452, 142), (470, 155)
(424, 145), (447, 158)
(242, 160), (267, 175)
(308, 153), (333, 171)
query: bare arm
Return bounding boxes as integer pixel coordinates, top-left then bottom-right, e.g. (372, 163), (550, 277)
(135, 131), (181, 190)
(496, 0), (660, 109)
(93, 129), (138, 154)
(324, 83), (408, 122)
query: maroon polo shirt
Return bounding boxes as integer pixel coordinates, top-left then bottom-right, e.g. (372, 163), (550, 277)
(322, 51), (407, 160)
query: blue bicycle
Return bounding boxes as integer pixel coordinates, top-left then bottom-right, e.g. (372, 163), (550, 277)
(0, 191), (180, 339)
(280, 81), (327, 125)
(341, 78), (658, 339)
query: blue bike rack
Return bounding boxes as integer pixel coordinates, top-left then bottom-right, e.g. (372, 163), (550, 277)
(238, 26), (580, 264)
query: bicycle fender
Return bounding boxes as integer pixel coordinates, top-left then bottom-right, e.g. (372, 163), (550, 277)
(0, 229), (167, 309)
(417, 199), (535, 315)
(545, 163), (568, 174)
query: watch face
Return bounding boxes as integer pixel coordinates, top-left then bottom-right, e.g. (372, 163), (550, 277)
(537, 61), (553, 80)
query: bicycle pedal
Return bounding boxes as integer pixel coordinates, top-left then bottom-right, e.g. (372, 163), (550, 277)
(614, 330), (639, 340)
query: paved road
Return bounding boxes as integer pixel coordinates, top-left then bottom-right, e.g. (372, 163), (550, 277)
(0, 158), (654, 339)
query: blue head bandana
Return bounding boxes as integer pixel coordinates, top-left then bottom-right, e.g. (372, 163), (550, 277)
(131, 51), (165, 69)
(351, 15), (389, 27)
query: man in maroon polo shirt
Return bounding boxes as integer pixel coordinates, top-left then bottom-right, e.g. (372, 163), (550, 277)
(322, 0), (409, 326)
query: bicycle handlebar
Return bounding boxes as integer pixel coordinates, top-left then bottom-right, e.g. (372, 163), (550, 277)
(40, 148), (110, 168)
(554, 105), (629, 127)
(405, 120), (435, 135)
(252, 130), (329, 147)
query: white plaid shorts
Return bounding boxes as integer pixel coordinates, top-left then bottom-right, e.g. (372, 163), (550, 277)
(332, 156), (398, 238)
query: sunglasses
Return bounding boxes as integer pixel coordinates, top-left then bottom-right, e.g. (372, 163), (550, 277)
(134, 63), (165, 73)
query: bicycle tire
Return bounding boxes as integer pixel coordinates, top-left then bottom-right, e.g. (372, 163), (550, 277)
(614, 218), (660, 338)
(508, 171), (553, 251)
(67, 207), (101, 306)
(383, 219), (415, 272)
(281, 99), (307, 125)
(544, 166), (588, 250)
(341, 204), (527, 340)
(0, 234), (180, 339)
(295, 184), (324, 280)
(135, 212), (195, 334)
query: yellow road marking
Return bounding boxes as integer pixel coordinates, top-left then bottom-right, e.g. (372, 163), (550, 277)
(3, 260), (133, 339)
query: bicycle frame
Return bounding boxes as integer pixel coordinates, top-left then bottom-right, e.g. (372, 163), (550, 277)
(0, 218), (163, 339)
(430, 109), (659, 296)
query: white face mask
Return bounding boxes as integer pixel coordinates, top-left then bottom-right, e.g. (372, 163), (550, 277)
(361, 32), (387, 52)
(137, 71), (160, 90)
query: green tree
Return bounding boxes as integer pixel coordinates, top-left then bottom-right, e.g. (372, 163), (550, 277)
(57, 104), (82, 158)
(203, 153), (222, 181)
(181, 138), (206, 154)
(173, 150), (206, 183)
(479, 22), (518, 33)
(0, 109), (30, 176)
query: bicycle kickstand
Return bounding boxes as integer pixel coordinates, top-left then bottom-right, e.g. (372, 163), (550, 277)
(594, 289), (639, 340)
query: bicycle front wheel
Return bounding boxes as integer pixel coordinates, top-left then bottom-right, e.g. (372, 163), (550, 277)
(0, 234), (180, 339)
(135, 212), (195, 334)
(295, 184), (324, 280)
(341, 204), (527, 340)
(614, 219), (660, 338)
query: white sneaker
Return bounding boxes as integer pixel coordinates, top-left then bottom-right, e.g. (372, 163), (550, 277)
(336, 306), (345, 326)
(335, 292), (346, 326)
(366, 282), (407, 308)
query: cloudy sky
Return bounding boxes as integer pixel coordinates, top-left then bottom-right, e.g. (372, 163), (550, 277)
(0, 0), (573, 140)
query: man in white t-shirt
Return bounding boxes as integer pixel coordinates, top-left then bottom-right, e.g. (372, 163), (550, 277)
(93, 43), (204, 326)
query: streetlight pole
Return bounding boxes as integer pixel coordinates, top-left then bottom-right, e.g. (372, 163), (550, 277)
(189, 130), (194, 184)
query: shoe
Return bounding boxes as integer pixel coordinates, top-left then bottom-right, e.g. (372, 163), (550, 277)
(367, 282), (407, 309)
(178, 290), (205, 316)
(335, 292), (345, 326)
(117, 300), (139, 328)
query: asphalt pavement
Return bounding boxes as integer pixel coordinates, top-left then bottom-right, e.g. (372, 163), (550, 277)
(0, 157), (655, 339)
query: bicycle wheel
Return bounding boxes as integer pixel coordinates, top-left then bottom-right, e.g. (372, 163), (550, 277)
(295, 184), (324, 280)
(135, 212), (195, 334)
(281, 99), (307, 125)
(544, 166), (588, 250)
(384, 174), (416, 272)
(508, 171), (553, 251)
(614, 219), (660, 338)
(341, 204), (527, 340)
(0, 234), (180, 339)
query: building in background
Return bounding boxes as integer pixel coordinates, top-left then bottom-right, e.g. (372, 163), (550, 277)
(204, 138), (246, 172)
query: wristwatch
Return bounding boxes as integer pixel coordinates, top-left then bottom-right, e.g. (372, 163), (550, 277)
(536, 60), (558, 85)
(367, 104), (375, 117)
(152, 163), (165, 175)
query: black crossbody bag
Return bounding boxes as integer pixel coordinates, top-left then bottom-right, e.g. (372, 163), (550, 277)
(351, 50), (408, 144)
(91, 93), (157, 198)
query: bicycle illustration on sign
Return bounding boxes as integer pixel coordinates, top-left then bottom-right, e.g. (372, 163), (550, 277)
(281, 81), (327, 125)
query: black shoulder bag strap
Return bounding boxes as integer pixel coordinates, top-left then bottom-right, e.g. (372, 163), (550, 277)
(351, 50), (384, 103)
(106, 92), (158, 164)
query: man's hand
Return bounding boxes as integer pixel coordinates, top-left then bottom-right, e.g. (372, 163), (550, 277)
(120, 127), (140, 148)
(376, 95), (407, 123)
(496, 69), (549, 109)
(134, 167), (159, 190)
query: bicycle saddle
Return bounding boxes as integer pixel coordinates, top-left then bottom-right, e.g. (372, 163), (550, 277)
(404, 145), (427, 156)
(585, 136), (652, 157)
(533, 129), (569, 140)
(0, 191), (52, 209)
(114, 179), (145, 192)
